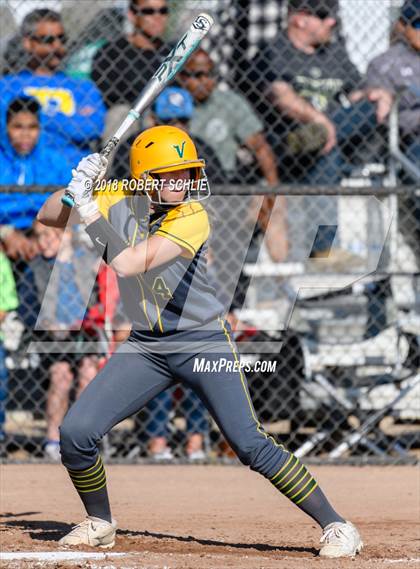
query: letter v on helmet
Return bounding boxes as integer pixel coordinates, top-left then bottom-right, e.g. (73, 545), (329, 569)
(173, 140), (186, 158)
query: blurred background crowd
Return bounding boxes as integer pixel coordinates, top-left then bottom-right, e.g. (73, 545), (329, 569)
(0, 0), (419, 464)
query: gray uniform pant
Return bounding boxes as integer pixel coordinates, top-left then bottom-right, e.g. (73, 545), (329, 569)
(60, 324), (289, 479)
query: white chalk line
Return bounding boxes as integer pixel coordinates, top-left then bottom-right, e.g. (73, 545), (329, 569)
(1, 551), (420, 565)
(0, 551), (129, 561)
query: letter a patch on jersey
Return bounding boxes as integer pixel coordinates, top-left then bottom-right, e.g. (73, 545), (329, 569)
(173, 141), (186, 158)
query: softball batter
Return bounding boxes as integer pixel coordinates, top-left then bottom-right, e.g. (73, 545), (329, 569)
(38, 125), (362, 558)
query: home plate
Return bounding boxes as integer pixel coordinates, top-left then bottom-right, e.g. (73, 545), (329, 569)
(0, 551), (129, 562)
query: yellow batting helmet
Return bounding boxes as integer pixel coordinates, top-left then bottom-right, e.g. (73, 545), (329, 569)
(130, 125), (209, 204)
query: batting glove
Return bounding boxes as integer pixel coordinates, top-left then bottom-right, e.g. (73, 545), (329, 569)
(65, 153), (108, 221)
(76, 153), (108, 182)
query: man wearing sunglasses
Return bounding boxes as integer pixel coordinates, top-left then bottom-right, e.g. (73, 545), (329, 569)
(92, 0), (171, 109)
(0, 9), (105, 171)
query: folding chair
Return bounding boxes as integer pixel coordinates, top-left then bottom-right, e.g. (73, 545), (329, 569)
(293, 278), (420, 460)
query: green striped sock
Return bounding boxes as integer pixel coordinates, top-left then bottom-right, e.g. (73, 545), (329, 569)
(270, 453), (344, 528)
(66, 456), (112, 522)
(270, 453), (318, 505)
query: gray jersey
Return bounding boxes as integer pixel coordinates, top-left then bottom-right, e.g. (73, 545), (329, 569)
(95, 186), (223, 332)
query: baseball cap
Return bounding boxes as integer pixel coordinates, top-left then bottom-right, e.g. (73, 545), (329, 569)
(400, 0), (420, 27)
(288, 0), (338, 18)
(153, 87), (194, 121)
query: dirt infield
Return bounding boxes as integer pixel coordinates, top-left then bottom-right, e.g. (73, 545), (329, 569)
(0, 464), (419, 568)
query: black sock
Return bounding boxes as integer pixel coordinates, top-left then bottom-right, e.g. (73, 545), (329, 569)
(297, 485), (345, 528)
(66, 455), (112, 523)
(270, 452), (345, 528)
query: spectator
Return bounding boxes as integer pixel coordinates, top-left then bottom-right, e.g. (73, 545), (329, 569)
(0, 249), (19, 454)
(0, 96), (69, 185)
(249, 0), (393, 260)
(252, 0), (393, 184)
(0, 9), (106, 171)
(145, 387), (208, 461)
(0, 225), (37, 260)
(17, 222), (100, 461)
(367, 0), (420, 268)
(367, 0), (419, 175)
(178, 48), (279, 188)
(0, 97), (69, 235)
(92, 0), (171, 109)
(111, 86), (227, 183)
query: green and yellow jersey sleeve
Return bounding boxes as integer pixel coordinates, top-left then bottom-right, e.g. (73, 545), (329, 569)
(154, 202), (210, 257)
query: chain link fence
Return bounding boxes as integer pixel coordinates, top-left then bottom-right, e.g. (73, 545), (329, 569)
(0, 0), (419, 464)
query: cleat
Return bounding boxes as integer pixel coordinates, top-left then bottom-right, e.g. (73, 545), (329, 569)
(59, 516), (117, 548)
(319, 520), (363, 558)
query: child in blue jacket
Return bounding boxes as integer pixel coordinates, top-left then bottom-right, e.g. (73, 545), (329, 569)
(0, 97), (70, 186)
(0, 71), (106, 171)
